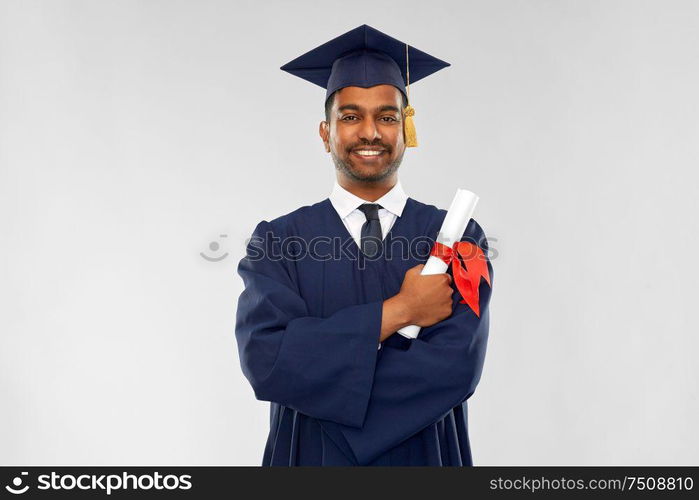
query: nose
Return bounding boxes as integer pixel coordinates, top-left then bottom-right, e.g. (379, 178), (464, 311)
(358, 117), (381, 142)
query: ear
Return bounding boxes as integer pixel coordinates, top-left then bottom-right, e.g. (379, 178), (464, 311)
(319, 121), (330, 152)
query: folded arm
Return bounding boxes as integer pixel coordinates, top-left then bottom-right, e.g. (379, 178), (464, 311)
(235, 218), (493, 464)
(319, 218), (494, 464)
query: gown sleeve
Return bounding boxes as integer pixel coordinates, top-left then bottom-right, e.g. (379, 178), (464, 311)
(235, 219), (382, 428)
(318, 218), (494, 465)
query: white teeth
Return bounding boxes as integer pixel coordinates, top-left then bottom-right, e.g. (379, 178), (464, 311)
(354, 150), (383, 156)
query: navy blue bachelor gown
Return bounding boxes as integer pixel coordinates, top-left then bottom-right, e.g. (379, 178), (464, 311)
(235, 196), (493, 466)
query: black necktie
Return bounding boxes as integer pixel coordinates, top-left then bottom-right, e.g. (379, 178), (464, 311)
(358, 203), (383, 258)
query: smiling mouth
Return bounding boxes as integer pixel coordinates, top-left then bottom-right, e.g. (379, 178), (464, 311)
(351, 149), (387, 160)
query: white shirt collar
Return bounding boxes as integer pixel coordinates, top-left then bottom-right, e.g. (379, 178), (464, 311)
(329, 179), (408, 220)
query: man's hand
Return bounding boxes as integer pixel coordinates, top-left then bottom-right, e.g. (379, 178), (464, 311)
(380, 264), (454, 342)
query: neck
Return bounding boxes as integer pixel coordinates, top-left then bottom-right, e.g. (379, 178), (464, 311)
(337, 173), (397, 202)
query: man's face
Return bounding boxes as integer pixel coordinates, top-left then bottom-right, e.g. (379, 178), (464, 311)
(321, 84), (406, 183)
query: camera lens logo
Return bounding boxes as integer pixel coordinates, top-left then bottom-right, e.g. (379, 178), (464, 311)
(200, 234), (228, 262)
(5, 472), (29, 494)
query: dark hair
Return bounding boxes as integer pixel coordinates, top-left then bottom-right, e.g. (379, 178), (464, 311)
(324, 89), (408, 121)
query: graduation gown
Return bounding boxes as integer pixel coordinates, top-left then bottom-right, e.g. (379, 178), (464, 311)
(235, 196), (493, 466)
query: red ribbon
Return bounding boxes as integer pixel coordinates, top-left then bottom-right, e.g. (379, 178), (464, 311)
(429, 241), (491, 317)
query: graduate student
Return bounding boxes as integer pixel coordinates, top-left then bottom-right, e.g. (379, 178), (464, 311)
(235, 25), (494, 466)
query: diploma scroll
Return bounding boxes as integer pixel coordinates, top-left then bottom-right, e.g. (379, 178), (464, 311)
(397, 189), (479, 339)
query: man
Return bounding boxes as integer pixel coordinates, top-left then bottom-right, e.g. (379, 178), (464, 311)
(235, 25), (493, 466)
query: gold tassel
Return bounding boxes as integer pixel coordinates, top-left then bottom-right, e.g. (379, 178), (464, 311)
(403, 43), (418, 147)
(403, 104), (418, 147)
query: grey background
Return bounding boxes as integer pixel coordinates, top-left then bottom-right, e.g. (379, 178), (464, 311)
(1, 0), (697, 465)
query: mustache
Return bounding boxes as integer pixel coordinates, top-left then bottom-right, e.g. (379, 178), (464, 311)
(346, 141), (392, 153)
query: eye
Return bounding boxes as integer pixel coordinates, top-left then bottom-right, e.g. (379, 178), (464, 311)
(380, 116), (398, 122)
(341, 115), (358, 121)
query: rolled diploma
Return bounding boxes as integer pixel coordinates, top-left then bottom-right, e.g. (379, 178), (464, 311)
(397, 189), (479, 339)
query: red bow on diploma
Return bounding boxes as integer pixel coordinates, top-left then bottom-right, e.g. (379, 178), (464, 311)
(429, 241), (492, 317)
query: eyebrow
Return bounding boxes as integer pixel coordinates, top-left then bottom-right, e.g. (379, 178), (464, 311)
(337, 104), (401, 114)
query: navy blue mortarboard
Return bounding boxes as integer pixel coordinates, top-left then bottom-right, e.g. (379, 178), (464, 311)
(280, 24), (450, 147)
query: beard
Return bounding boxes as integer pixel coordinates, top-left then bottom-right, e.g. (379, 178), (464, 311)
(330, 144), (405, 183)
